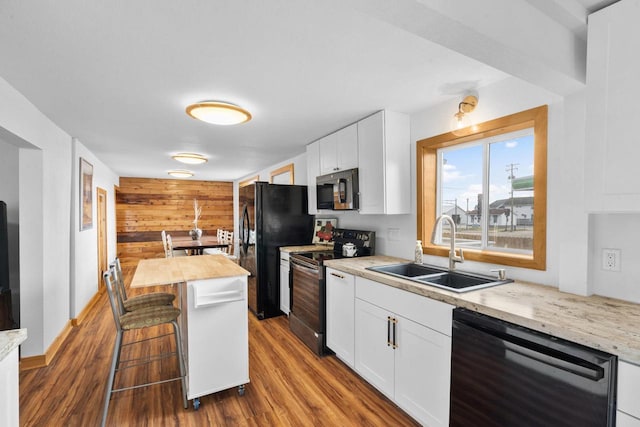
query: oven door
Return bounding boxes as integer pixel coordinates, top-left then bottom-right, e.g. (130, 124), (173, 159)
(289, 257), (321, 332)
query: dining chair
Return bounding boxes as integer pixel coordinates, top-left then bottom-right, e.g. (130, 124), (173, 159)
(110, 257), (175, 312)
(203, 229), (236, 261)
(166, 233), (187, 257)
(101, 267), (187, 427)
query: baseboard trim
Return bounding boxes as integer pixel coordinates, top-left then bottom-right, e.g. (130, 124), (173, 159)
(19, 319), (73, 371)
(71, 288), (104, 327)
(20, 289), (103, 372)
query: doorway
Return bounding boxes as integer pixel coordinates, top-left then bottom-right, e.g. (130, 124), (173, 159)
(97, 187), (108, 290)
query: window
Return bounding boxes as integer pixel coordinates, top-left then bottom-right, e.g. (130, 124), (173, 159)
(417, 105), (547, 270)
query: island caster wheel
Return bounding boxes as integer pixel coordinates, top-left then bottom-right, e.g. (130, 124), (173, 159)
(238, 384), (245, 396)
(193, 398), (200, 411)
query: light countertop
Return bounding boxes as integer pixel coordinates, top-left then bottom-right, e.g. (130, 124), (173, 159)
(280, 244), (333, 253)
(324, 255), (640, 365)
(131, 255), (249, 288)
(0, 328), (27, 362)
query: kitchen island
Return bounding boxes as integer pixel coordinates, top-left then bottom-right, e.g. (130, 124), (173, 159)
(131, 255), (250, 409)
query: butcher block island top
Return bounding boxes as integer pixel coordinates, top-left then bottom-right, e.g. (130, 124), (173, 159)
(131, 255), (249, 288)
(325, 255), (640, 364)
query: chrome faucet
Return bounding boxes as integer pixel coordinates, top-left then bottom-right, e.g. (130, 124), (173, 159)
(430, 214), (464, 270)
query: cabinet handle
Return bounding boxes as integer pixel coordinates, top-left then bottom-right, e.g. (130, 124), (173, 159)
(392, 317), (398, 349)
(330, 272), (345, 279)
(387, 316), (391, 346)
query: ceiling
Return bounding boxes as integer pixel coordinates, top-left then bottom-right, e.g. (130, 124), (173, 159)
(0, 0), (618, 181)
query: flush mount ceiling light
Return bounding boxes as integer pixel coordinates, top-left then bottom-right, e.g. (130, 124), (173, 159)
(185, 101), (252, 125)
(172, 153), (208, 165)
(168, 170), (194, 178)
(451, 95), (478, 132)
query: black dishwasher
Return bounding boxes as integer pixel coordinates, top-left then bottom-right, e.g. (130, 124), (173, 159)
(450, 308), (617, 427)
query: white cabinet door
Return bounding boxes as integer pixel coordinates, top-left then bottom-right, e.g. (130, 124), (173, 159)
(279, 251), (290, 314)
(618, 361), (640, 420)
(585, 0), (640, 212)
(357, 110), (410, 214)
(395, 315), (451, 427)
(306, 141), (320, 214)
(326, 268), (355, 367)
(354, 298), (395, 399)
(0, 346), (19, 427)
(336, 123), (358, 171)
(319, 132), (339, 175)
(319, 124), (358, 175)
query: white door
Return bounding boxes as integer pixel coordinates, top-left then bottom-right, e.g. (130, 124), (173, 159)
(394, 315), (451, 427)
(326, 268), (355, 367)
(354, 298), (395, 399)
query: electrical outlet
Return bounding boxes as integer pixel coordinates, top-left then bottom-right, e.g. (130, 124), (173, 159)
(602, 248), (621, 272)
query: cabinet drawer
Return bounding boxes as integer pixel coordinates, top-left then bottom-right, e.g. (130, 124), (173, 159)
(355, 276), (454, 336)
(618, 360), (640, 419)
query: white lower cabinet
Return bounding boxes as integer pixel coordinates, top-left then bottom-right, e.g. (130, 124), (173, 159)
(280, 251), (290, 314)
(354, 276), (453, 427)
(617, 360), (640, 425)
(326, 267), (356, 367)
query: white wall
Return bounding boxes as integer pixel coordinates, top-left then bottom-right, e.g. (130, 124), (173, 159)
(71, 139), (119, 318)
(0, 76), (121, 357)
(0, 137), (21, 324)
(589, 214), (640, 303)
(0, 75), (72, 356)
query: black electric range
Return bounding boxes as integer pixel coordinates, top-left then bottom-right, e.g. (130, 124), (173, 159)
(289, 228), (375, 356)
(289, 228), (376, 267)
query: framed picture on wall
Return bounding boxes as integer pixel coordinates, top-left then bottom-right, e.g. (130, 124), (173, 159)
(80, 157), (93, 231)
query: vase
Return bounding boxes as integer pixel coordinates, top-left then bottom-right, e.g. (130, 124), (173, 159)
(189, 228), (202, 240)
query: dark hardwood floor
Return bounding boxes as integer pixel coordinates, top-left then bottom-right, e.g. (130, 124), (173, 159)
(19, 268), (419, 426)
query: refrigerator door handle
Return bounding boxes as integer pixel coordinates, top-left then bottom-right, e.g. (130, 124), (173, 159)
(241, 206), (250, 253)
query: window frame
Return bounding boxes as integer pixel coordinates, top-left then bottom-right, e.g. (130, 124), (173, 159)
(417, 105), (547, 270)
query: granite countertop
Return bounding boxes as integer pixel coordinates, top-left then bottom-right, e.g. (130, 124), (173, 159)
(280, 244), (334, 253)
(0, 328), (27, 362)
(324, 256), (640, 365)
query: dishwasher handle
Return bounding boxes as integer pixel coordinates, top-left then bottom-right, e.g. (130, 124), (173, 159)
(454, 311), (606, 381)
(193, 289), (244, 308)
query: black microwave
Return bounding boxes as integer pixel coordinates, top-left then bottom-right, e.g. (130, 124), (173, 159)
(316, 168), (359, 210)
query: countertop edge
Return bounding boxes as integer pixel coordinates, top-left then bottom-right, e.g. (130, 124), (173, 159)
(324, 256), (640, 365)
(0, 328), (27, 362)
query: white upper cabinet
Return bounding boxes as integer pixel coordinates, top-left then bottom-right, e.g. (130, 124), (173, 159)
(357, 111), (410, 215)
(585, 0), (640, 212)
(319, 124), (358, 175)
(306, 141), (320, 215)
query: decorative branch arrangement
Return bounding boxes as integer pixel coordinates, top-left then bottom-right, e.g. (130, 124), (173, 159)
(193, 198), (202, 230)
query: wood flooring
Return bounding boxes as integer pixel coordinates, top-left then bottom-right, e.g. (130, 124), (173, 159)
(19, 268), (419, 426)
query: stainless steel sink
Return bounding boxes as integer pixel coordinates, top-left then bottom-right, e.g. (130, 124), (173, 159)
(366, 263), (513, 293)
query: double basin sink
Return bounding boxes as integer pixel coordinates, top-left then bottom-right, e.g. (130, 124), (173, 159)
(366, 263), (513, 293)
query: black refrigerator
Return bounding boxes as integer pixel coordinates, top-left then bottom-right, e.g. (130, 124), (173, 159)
(239, 182), (314, 319)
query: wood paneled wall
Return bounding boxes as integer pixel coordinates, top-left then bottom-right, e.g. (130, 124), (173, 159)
(116, 178), (233, 268)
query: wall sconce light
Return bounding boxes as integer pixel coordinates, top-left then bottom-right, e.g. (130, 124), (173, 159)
(451, 95), (478, 133)
(186, 101), (252, 125)
(172, 153), (208, 165)
(168, 170), (194, 178)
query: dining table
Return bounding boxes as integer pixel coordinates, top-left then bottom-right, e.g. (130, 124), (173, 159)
(170, 235), (230, 255)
